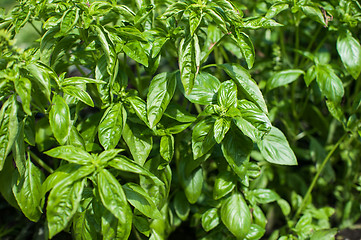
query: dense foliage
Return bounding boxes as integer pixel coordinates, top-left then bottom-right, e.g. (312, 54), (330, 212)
(0, 0), (361, 239)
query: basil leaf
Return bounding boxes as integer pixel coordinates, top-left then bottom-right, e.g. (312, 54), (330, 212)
(63, 85), (94, 107)
(97, 169), (132, 240)
(122, 122), (152, 166)
(179, 36), (199, 94)
(245, 224), (266, 240)
(44, 145), (92, 165)
(13, 157), (44, 222)
(123, 183), (162, 219)
(47, 178), (86, 238)
(182, 167), (203, 204)
(73, 204), (98, 240)
(221, 128), (253, 178)
(184, 72), (220, 105)
(219, 63), (268, 113)
(221, 192), (251, 239)
(160, 135), (174, 162)
(213, 117), (231, 144)
(213, 170), (236, 200)
(192, 117), (216, 160)
(337, 31), (361, 80)
(258, 126), (297, 165)
(98, 102), (127, 150)
(49, 94), (71, 145)
(14, 77), (32, 115)
(0, 96), (18, 171)
(147, 72), (177, 128)
(123, 41), (149, 67)
(316, 64), (344, 103)
(173, 191), (190, 221)
(233, 99), (271, 142)
(109, 156), (163, 186)
(267, 69), (305, 90)
(201, 208), (220, 232)
(217, 80), (237, 110)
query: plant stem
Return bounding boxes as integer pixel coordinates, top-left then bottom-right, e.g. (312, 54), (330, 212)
(29, 150), (54, 174)
(29, 21), (42, 36)
(293, 133), (348, 221)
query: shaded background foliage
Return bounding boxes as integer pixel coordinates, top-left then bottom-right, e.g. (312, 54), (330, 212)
(0, 0), (361, 239)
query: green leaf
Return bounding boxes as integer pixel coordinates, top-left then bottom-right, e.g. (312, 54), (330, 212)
(98, 102), (127, 150)
(192, 117), (216, 159)
(294, 214), (313, 237)
(13, 157), (44, 222)
(213, 170), (236, 200)
(277, 199), (291, 217)
(245, 224), (266, 240)
(202, 208), (220, 232)
(234, 99), (272, 142)
(189, 9), (203, 36)
(97, 169), (132, 240)
(127, 96), (149, 125)
(179, 36), (199, 94)
(316, 64), (344, 103)
(310, 228), (337, 240)
(59, 8), (79, 35)
(221, 128), (253, 178)
(0, 156), (19, 209)
(122, 122), (152, 166)
(251, 189), (280, 204)
(326, 100), (346, 124)
(12, 121), (26, 176)
(123, 183), (162, 219)
(173, 191), (190, 221)
(109, 156), (163, 186)
(301, 5), (326, 26)
(258, 127), (297, 165)
(62, 77), (106, 86)
(42, 164), (94, 196)
(183, 167), (203, 204)
(233, 31), (255, 69)
(63, 85), (94, 107)
(337, 31), (361, 80)
(49, 94), (71, 145)
(160, 135), (174, 162)
(221, 192), (251, 239)
(47, 178), (86, 238)
(26, 63), (52, 101)
(45, 145), (92, 165)
(14, 77), (32, 115)
(73, 204), (98, 240)
(115, 26), (147, 42)
(184, 72), (221, 105)
(265, 3), (289, 19)
(217, 80), (237, 110)
(147, 72), (177, 128)
(133, 215), (151, 237)
(243, 17), (283, 29)
(252, 205), (267, 228)
(164, 103), (196, 123)
(304, 65), (316, 87)
(267, 69), (305, 90)
(219, 63), (268, 113)
(123, 41), (149, 67)
(97, 149), (123, 165)
(0, 97), (17, 171)
(214, 117), (231, 144)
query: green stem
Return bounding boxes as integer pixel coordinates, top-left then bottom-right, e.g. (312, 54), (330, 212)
(293, 133), (347, 221)
(294, 25), (300, 67)
(299, 26), (322, 67)
(29, 21), (42, 36)
(29, 150), (54, 174)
